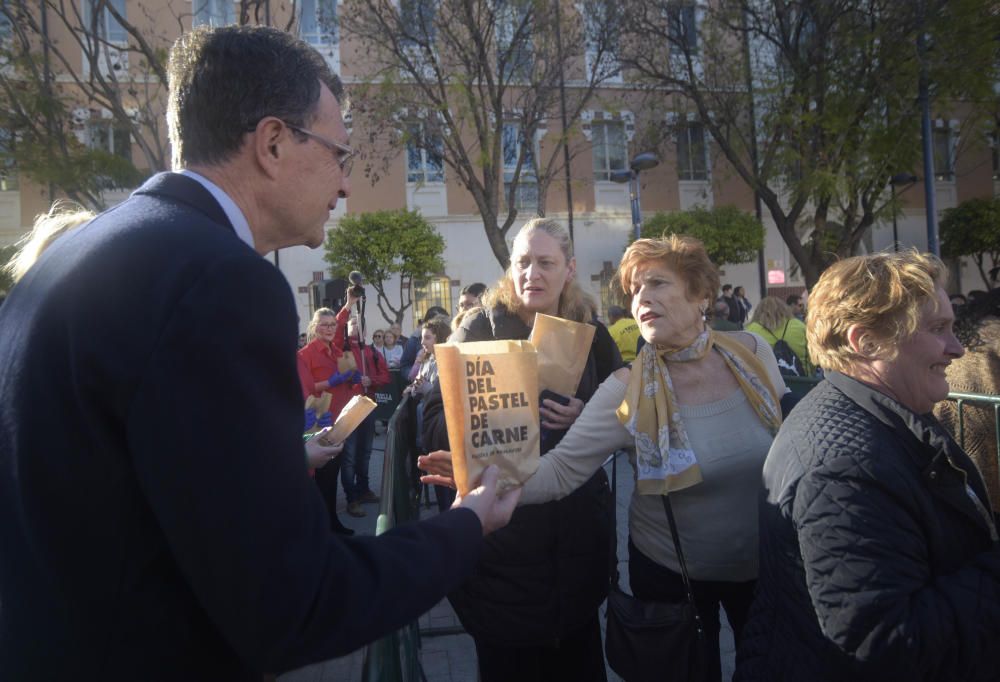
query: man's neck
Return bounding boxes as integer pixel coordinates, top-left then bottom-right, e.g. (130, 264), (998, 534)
(183, 164), (269, 254)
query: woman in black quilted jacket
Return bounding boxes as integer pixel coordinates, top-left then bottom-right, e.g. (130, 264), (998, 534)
(736, 251), (1000, 681)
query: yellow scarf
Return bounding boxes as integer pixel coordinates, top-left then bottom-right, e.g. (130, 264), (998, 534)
(616, 330), (782, 495)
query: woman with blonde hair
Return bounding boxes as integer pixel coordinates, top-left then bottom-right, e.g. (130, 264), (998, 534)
(3, 202), (95, 284)
(736, 251), (1000, 681)
(297, 291), (363, 535)
(422, 233), (785, 681)
(744, 295), (812, 376)
(420, 217), (624, 682)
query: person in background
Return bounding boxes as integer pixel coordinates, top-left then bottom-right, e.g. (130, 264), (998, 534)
(785, 294), (805, 321)
(2, 202), (95, 284)
(405, 317), (454, 511)
(297, 332), (308, 349)
(371, 328), (385, 355)
(380, 329), (403, 369)
(935, 288), (1000, 510)
(421, 217), (622, 682)
(299, 297), (361, 536)
(736, 251), (1000, 681)
(400, 305), (448, 379)
(711, 300), (740, 332)
(607, 304), (641, 363)
(390, 321), (407, 347)
(458, 282), (488, 313)
(421, 234), (785, 682)
(745, 296), (812, 377)
(340, 315), (391, 518)
(0, 25), (518, 679)
(720, 283), (737, 322)
(732, 285), (752, 327)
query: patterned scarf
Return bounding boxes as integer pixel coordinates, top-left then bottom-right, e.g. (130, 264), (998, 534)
(616, 329), (783, 495)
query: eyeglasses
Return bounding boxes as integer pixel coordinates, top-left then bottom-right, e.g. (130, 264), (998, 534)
(287, 124), (354, 175)
(316, 322), (337, 329)
(373, 334), (383, 339)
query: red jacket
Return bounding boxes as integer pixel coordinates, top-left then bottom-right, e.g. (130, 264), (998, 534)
(340, 336), (391, 398)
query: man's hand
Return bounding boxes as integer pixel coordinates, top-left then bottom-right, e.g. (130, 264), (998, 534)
(540, 396), (584, 430)
(418, 450), (455, 488)
(305, 435), (343, 469)
(451, 465), (520, 536)
(361, 375), (372, 388)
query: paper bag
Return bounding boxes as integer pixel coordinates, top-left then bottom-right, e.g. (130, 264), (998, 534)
(528, 313), (596, 397)
(326, 395), (377, 444)
(304, 392), (333, 434)
(437, 340), (540, 496)
(337, 352), (357, 374)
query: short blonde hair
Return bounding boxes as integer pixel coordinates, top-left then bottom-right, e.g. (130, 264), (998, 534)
(807, 250), (947, 373)
(485, 217), (596, 323)
(750, 296), (793, 332)
(617, 234), (720, 303)
(4, 201), (95, 283)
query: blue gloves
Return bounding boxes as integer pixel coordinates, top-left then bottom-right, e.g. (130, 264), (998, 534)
(304, 409), (317, 431)
(351, 370), (362, 384)
(317, 411), (333, 428)
(328, 370), (353, 387)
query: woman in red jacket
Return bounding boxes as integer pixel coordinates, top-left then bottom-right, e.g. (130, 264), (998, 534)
(298, 291), (362, 535)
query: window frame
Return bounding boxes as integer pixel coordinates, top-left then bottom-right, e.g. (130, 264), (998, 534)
(502, 121), (538, 211)
(299, 0), (338, 47)
(406, 120), (445, 184)
(192, 0), (235, 28)
(592, 120), (627, 182)
(676, 120), (708, 182)
(412, 275), (452, 324)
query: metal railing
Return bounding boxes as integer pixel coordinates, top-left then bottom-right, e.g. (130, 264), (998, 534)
(362, 394), (423, 682)
(782, 376), (1000, 496)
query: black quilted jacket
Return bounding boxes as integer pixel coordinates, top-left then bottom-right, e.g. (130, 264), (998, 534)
(735, 371), (1000, 682)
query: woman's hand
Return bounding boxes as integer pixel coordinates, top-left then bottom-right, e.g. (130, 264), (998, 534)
(415, 348), (429, 364)
(540, 396), (584, 430)
(418, 450), (456, 489)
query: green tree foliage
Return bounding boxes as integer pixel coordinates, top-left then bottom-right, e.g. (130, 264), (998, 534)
(640, 206), (764, 266)
(620, 0), (999, 288)
(324, 209), (446, 324)
(941, 198), (1000, 290)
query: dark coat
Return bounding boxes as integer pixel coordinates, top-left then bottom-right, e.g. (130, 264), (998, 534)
(0, 173), (483, 680)
(736, 371), (1000, 682)
(422, 304), (623, 645)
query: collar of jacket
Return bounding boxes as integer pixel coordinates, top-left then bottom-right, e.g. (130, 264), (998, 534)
(827, 371), (998, 540)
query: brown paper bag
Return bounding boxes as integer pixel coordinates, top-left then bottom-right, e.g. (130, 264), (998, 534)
(326, 395), (377, 444)
(437, 340), (540, 496)
(304, 393), (333, 434)
(337, 352), (357, 374)
(528, 313), (596, 397)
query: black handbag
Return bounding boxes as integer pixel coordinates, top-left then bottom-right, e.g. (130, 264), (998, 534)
(604, 453), (709, 682)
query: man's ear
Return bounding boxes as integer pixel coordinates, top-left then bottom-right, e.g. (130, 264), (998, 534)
(252, 118), (285, 178)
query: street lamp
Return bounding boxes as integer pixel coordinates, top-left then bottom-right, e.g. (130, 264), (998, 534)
(610, 152), (660, 241)
(889, 173), (918, 252)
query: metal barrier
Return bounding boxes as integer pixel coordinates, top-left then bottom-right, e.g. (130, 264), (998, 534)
(361, 394), (427, 682)
(781, 376), (1000, 495)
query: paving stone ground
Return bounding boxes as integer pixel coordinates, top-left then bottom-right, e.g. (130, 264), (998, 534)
(281, 433), (736, 682)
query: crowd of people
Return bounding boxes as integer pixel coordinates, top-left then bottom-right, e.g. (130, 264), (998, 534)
(1, 21), (999, 682)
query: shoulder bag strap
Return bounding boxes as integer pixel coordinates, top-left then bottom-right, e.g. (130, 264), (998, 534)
(661, 495), (704, 633)
(609, 451), (620, 587)
(779, 319), (791, 341)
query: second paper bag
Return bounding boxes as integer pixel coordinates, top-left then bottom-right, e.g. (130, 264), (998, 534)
(436, 340), (540, 496)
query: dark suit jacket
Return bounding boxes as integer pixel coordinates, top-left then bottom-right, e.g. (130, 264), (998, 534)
(0, 173), (482, 680)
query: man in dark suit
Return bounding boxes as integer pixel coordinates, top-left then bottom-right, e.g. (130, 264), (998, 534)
(0, 26), (518, 680)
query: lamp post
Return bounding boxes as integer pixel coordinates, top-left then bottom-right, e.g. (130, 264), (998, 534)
(610, 152), (660, 241)
(889, 173), (918, 252)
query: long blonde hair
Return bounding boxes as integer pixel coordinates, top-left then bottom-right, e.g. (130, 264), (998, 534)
(3, 201), (95, 283)
(484, 217), (596, 323)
